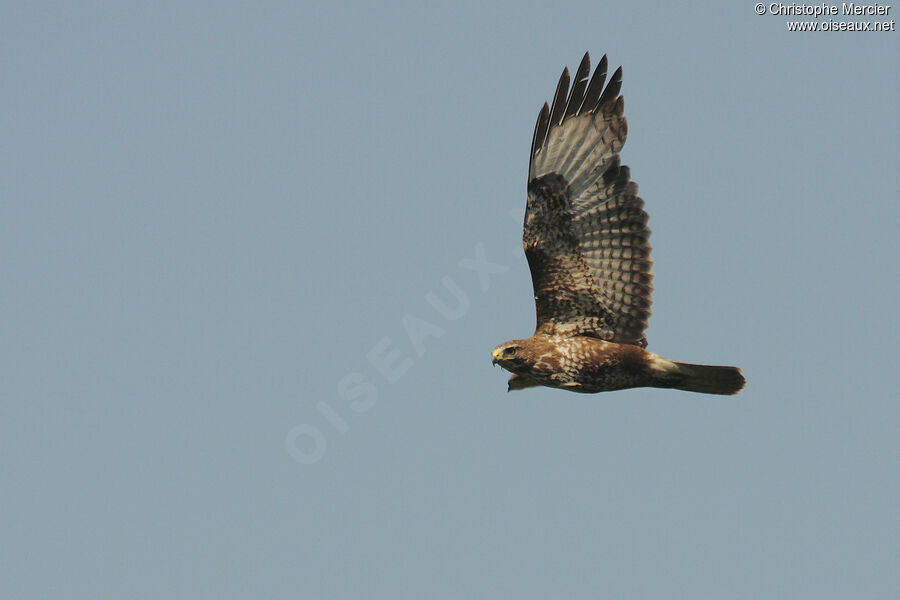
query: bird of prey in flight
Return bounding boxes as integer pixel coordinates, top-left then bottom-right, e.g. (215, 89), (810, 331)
(492, 53), (745, 395)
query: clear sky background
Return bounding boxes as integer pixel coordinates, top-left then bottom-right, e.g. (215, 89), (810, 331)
(2, 2), (898, 598)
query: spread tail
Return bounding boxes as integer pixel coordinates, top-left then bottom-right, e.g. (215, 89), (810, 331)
(661, 362), (746, 395)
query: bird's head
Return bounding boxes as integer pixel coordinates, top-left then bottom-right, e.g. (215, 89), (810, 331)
(493, 340), (542, 392)
(491, 340), (531, 372)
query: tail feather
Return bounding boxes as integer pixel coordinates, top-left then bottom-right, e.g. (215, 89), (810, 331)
(662, 362), (746, 395)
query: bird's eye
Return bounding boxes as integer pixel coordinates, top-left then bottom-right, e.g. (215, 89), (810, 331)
(503, 347), (518, 358)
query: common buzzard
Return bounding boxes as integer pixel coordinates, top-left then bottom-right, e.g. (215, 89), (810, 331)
(492, 53), (745, 395)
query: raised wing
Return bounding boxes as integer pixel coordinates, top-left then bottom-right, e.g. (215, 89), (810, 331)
(524, 53), (653, 347)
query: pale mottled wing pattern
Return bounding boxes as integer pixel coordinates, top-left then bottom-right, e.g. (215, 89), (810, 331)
(524, 53), (653, 347)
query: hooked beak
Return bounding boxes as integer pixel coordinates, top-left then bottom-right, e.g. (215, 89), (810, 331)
(491, 348), (501, 366)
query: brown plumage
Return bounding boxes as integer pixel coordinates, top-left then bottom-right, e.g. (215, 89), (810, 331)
(492, 53), (745, 396)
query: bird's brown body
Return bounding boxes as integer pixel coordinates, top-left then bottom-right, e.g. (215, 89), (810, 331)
(491, 53), (745, 396)
(494, 335), (744, 395)
(494, 335), (647, 393)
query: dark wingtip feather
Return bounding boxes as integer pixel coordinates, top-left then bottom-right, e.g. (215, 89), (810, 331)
(548, 67), (570, 127)
(533, 55), (624, 159)
(530, 102), (550, 159)
(597, 66), (623, 110)
(579, 54), (608, 115)
(563, 53), (591, 121)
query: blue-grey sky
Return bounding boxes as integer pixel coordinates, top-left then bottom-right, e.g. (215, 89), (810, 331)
(2, 2), (898, 598)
